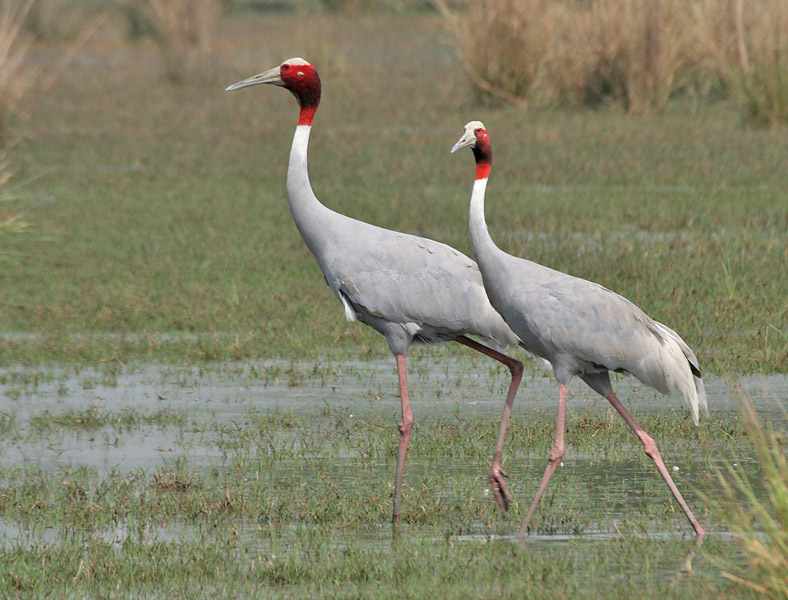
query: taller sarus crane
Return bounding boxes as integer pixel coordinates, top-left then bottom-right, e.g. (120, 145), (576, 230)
(451, 121), (707, 539)
(226, 59), (523, 524)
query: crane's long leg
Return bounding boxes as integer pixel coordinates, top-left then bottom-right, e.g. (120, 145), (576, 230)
(455, 335), (524, 511)
(392, 353), (414, 526)
(518, 383), (568, 537)
(605, 391), (705, 539)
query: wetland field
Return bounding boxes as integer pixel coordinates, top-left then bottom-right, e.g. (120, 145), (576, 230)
(1, 8), (786, 599)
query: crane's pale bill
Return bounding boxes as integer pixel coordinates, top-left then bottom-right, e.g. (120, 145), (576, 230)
(225, 66), (283, 92)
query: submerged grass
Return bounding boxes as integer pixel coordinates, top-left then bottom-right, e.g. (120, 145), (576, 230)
(0, 407), (753, 528)
(28, 406), (185, 431)
(0, 397), (770, 597)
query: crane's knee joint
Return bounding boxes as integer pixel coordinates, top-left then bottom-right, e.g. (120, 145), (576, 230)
(509, 360), (524, 378)
(640, 434), (658, 458)
(399, 416), (414, 436)
(548, 443), (565, 463)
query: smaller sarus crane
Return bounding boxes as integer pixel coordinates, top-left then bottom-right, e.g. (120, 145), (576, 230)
(452, 121), (707, 539)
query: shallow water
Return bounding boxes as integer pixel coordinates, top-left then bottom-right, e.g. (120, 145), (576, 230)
(1, 357), (784, 418)
(0, 358), (784, 476)
(0, 358), (783, 564)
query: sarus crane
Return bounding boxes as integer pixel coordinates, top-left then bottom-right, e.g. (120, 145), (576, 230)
(225, 59), (524, 524)
(451, 121), (707, 539)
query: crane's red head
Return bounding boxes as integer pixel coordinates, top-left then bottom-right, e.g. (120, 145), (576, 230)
(450, 121), (492, 180)
(225, 57), (321, 126)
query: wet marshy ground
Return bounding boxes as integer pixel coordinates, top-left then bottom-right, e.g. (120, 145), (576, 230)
(0, 357), (782, 596)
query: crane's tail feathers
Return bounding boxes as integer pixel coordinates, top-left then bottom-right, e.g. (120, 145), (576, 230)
(649, 321), (705, 426)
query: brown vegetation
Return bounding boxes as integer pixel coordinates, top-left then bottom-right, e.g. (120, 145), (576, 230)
(0, 0), (102, 142)
(133, 0), (223, 83)
(436, 0), (788, 124)
(694, 0), (788, 126)
(0, 0), (37, 139)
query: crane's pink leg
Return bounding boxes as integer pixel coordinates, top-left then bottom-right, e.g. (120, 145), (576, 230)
(605, 392), (705, 539)
(456, 336), (524, 511)
(519, 383), (568, 537)
(392, 353), (414, 526)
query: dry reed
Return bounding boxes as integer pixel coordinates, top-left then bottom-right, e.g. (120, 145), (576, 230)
(0, 0), (104, 141)
(0, 148), (29, 236)
(583, 0), (695, 113)
(0, 0), (37, 139)
(24, 0), (89, 40)
(694, 0), (788, 126)
(135, 0), (223, 83)
(436, 0), (696, 112)
(434, 0), (557, 107)
(436, 0), (788, 122)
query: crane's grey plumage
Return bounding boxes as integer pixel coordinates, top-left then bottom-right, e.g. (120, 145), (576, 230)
(287, 128), (518, 355)
(474, 247), (707, 423)
(452, 121), (707, 538)
(226, 60), (524, 524)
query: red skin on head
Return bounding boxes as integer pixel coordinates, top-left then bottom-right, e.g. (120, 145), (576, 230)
(280, 63), (321, 125)
(472, 129), (492, 179)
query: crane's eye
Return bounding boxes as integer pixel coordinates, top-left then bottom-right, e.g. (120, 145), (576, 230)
(296, 71), (305, 78)
(282, 64), (290, 71)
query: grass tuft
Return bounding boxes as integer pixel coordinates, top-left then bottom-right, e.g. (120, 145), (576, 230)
(711, 391), (787, 599)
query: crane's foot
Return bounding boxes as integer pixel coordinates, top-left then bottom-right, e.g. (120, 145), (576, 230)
(489, 464), (512, 511)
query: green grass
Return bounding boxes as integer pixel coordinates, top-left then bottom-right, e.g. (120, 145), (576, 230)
(0, 14), (784, 370)
(0, 535), (744, 598)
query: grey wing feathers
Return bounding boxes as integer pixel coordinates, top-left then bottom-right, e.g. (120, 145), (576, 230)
(520, 273), (693, 374)
(322, 223), (513, 344)
(580, 279), (703, 378)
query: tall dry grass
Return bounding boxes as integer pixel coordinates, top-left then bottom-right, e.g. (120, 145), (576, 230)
(436, 0), (696, 112)
(711, 393), (786, 599)
(584, 0), (695, 113)
(695, 0), (788, 126)
(437, 0), (788, 123)
(0, 149), (29, 237)
(24, 0), (90, 40)
(0, 0), (103, 141)
(0, 0), (37, 140)
(434, 0), (558, 107)
(135, 0), (223, 83)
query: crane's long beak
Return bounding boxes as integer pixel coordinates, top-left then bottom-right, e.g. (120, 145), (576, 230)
(450, 131), (476, 154)
(225, 66), (283, 92)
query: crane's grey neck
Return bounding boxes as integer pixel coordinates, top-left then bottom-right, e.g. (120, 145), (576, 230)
(286, 125), (330, 253)
(469, 178), (503, 265)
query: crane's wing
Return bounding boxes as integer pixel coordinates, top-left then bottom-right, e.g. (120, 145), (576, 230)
(320, 223), (512, 343)
(518, 273), (696, 374)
